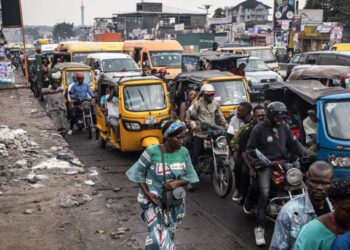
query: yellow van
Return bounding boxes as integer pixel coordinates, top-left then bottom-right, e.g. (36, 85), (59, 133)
(123, 40), (184, 76)
(219, 46), (278, 70)
(332, 43), (350, 52)
(56, 42), (124, 64)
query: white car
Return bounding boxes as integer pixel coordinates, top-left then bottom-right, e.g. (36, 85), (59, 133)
(85, 53), (142, 80)
(237, 57), (283, 98)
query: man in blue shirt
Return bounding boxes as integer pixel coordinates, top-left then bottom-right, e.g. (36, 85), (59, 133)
(270, 161), (333, 250)
(69, 72), (95, 100)
(68, 72), (95, 132)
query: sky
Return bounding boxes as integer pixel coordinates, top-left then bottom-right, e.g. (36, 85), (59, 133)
(21, 0), (306, 26)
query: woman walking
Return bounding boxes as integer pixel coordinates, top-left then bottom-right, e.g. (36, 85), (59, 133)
(126, 120), (199, 250)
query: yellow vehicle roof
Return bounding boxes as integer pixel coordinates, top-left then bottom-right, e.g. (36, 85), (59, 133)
(123, 40), (183, 51)
(332, 43), (350, 51)
(98, 42), (124, 52)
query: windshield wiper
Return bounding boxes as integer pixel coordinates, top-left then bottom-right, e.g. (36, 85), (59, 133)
(138, 89), (151, 115)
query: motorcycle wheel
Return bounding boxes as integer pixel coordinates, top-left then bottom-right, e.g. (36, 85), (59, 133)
(86, 119), (92, 139)
(212, 163), (233, 198)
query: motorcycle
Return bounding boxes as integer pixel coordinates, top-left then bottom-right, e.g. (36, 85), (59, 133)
(71, 99), (94, 139)
(195, 123), (233, 197)
(255, 149), (305, 217)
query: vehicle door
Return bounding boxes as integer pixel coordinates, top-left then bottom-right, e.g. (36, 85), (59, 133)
(318, 54), (337, 65)
(286, 54), (302, 77)
(304, 53), (319, 65)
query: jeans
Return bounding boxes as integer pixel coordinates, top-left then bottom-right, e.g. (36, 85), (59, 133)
(240, 162), (250, 202)
(191, 136), (204, 168)
(108, 117), (120, 139)
(245, 167), (270, 227)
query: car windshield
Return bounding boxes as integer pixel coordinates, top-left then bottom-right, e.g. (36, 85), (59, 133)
(150, 51), (182, 68)
(123, 84), (166, 112)
(324, 101), (350, 140)
(65, 71), (93, 87)
(102, 58), (139, 72)
(210, 80), (248, 106)
(244, 49), (275, 62)
(72, 53), (91, 64)
(238, 59), (270, 72)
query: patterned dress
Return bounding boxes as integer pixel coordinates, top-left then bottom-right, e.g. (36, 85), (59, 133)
(126, 145), (199, 250)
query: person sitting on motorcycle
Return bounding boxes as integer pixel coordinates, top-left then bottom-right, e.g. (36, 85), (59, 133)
(244, 101), (308, 246)
(228, 102), (253, 201)
(231, 105), (265, 204)
(270, 161), (333, 250)
(189, 84), (228, 189)
(106, 86), (120, 142)
(68, 73), (95, 132)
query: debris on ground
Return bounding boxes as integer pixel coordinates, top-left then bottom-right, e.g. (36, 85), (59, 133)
(84, 180), (95, 186)
(24, 209), (34, 214)
(113, 187), (121, 192)
(59, 194), (93, 208)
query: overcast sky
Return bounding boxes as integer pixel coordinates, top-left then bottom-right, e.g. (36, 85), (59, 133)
(21, 0), (306, 26)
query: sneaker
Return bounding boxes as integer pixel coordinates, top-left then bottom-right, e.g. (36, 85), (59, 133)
(243, 202), (252, 215)
(254, 227), (266, 246)
(232, 190), (240, 201)
(67, 130), (73, 135)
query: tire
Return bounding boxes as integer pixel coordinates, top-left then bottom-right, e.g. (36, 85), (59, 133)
(212, 162), (233, 198)
(86, 119), (92, 139)
(99, 135), (106, 148)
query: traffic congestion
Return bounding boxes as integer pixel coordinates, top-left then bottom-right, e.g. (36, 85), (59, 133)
(1, 0), (350, 249)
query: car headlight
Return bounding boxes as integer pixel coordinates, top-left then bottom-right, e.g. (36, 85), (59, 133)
(246, 76), (259, 84)
(329, 156), (350, 168)
(277, 75), (284, 82)
(124, 121), (141, 131)
(286, 168), (303, 186)
(216, 136), (227, 149)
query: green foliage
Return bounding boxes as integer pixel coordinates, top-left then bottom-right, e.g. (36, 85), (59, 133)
(213, 8), (226, 18)
(52, 22), (75, 41)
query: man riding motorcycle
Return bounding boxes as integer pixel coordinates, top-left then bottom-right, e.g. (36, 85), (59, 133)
(189, 84), (228, 189)
(244, 101), (308, 246)
(68, 73), (95, 132)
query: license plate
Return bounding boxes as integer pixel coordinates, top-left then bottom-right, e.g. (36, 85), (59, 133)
(145, 116), (157, 125)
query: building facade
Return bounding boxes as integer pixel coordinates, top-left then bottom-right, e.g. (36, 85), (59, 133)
(224, 0), (271, 23)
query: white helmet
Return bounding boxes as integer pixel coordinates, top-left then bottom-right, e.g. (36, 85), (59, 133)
(200, 84), (215, 94)
(52, 71), (61, 80)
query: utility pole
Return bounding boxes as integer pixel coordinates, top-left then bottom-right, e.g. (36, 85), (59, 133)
(198, 4), (212, 27)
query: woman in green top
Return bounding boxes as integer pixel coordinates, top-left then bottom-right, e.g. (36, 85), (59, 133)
(126, 120), (199, 250)
(293, 180), (350, 250)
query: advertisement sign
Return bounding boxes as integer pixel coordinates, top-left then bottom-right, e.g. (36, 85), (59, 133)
(274, 0), (295, 29)
(330, 26), (343, 46)
(232, 23), (245, 35)
(208, 16), (232, 25)
(174, 23), (185, 31)
(275, 31), (289, 47)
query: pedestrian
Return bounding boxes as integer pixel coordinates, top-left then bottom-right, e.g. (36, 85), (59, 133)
(331, 231), (350, 250)
(42, 72), (68, 136)
(126, 120), (199, 250)
(293, 180), (350, 250)
(179, 88), (197, 124)
(212, 42), (219, 51)
(269, 161), (334, 250)
(229, 102), (252, 201)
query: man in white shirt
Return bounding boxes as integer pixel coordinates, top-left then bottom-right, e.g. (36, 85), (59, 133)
(303, 110), (317, 145)
(106, 86), (120, 141)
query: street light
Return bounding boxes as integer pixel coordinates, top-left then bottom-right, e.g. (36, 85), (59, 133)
(198, 4), (212, 27)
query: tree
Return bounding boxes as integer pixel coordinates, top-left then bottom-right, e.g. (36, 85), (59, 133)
(213, 8), (226, 18)
(52, 22), (75, 41)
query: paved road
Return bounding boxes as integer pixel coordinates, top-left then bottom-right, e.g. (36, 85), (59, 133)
(66, 131), (274, 250)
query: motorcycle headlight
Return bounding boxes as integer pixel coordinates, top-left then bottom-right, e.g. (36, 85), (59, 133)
(329, 156), (350, 168)
(286, 168), (303, 186)
(124, 121), (141, 131)
(216, 136), (227, 149)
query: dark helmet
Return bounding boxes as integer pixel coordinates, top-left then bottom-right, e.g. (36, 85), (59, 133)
(267, 101), (288, 120)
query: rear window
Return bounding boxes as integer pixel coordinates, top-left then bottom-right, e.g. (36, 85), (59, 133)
(337, 55), (350, 66)
(319, 54), (337, 65)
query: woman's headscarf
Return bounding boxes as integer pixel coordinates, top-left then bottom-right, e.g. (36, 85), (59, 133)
(163, 121), (185, 139)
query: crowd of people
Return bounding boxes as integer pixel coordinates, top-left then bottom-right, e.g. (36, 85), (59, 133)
(126, 82), (350, 249)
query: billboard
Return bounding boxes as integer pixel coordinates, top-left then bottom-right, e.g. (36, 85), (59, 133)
(1, 0), (22, 28)
(274, 0), (295, 30)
